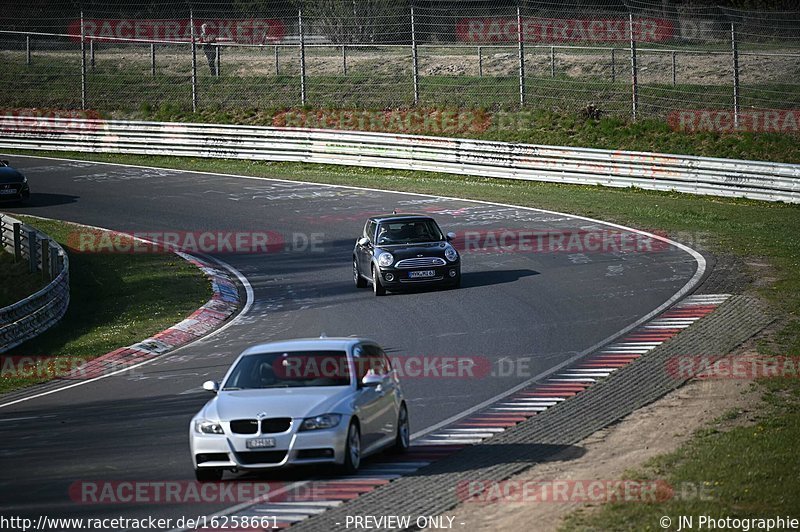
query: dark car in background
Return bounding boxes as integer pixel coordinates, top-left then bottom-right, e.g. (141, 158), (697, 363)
(353, 214), (460, 296)
(0, 160), (30, 203)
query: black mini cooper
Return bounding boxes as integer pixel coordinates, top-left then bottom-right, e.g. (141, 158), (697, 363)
(353, 214), (461, 296)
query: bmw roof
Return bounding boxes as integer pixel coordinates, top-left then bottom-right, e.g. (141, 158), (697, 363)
(239, 337), (376, 356)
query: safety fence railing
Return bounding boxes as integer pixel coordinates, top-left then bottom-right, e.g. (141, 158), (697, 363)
(0, 213), (70, 353)
(0, 116), (797, 203)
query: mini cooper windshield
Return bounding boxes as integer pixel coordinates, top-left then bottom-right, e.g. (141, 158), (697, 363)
(222, 350), (351, 389)
(376, 219), (444, 245)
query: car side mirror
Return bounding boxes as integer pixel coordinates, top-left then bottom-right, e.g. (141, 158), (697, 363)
(357, 237), (370, 247)
(446, 232), (456, 242)
(202, 380), (219, 393)
(361, 373), (384, 388)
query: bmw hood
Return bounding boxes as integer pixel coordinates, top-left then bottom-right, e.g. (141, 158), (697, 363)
(0, 167), (26, 184)
(205, 387), (354, 420)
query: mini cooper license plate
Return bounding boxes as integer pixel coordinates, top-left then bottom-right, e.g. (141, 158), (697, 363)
(246, 437), (276, 449)
(0, 189), (16, 195)
(408, 270), (435, 278)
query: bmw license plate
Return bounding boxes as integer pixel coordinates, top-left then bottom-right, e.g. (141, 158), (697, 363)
(246, 437), (276, 449)
(408, 270), (435, 279)
(0, 189), (15, 195)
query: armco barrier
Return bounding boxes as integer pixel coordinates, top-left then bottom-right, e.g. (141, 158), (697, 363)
(0, 117), (798, 203)
(0, 213), (69, 353)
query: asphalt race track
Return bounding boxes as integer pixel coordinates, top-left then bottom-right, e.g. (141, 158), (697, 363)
(0, 155), (702, 526)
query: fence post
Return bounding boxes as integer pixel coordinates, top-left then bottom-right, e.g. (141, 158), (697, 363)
(26, 229), (37, 273)
(190, 10), (197, 112)
(274, 45), (280, 75)
(342, 45), (347, 75)
(611, 48), (616, 82)
(629, 13), (638, 121)
(411, 4), (419, 105)
(151, 43), (156, 76)
(731, 22), (740, 129)
(215, 44), (221, 77)
(550, 46), (555, 78)
(13, 222), (22, 260)
(478, 45), (482, 77)
(299, 8), (307, 106)
(26, 35), (31, 65)
(80, 11), (86, 110)
(90, 38), (95, 69)
(517, 5), (525, 106)
(671, 50), (677, 86)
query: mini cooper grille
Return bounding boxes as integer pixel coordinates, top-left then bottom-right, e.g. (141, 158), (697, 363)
(230, 419), (258, 434)
(261, 418), (291, 433)
(236, 451), (287, 465)
(395, 257), (446, 269)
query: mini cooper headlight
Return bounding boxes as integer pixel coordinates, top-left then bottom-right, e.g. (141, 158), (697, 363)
(195, 420), (224, 435)
(444, 245), (459, 262)
(378, 252), (394, 267)
(299, 414), (342, 431)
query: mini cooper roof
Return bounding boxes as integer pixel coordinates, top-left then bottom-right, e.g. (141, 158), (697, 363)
(368, 213), (436, 223)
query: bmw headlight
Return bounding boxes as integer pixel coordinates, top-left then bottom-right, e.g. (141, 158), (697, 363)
(444, 245), (459, 262)
(195, 420), (224, 435)
(377, 252), (394, 267)
(299, 414), (342, 431)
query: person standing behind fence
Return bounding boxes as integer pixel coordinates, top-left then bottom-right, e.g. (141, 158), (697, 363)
(199, 23), (217, 76)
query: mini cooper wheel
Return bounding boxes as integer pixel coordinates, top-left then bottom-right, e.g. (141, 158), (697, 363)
(372, 265), (386, 296)
(341, 421), (362, 474)
(195, 467), (223, 482)
(354, 259), (367, 288)
(393, 403), (410, 453)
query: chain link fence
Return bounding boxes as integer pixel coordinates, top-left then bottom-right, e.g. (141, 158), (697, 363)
(1, 1), (799, 127)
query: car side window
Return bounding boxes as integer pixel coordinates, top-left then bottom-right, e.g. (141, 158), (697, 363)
(364, 221), (376, 242)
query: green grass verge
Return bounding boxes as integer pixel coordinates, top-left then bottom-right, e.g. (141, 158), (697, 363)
(0, 216), (211, 393)
(2, 148), (797, 523)
(0, 246), (48, 308)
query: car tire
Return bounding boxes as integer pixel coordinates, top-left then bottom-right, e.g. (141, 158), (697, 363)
(341, 421), (362, 474)
(195, 467), (223, 482)
(372, 265), (386, 296)
(354, 259), (367, 288)
(393, 403), (410, 454)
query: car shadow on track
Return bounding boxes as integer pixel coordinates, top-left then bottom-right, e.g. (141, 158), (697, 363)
(460, 269), (539, 288)
(2, 192), (80, 209)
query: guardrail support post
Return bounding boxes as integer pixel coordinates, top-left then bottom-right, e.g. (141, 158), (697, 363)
(26, 35), (31, 65)
(190, 10), (197, 112)
(517, 5), (525, 106)
(731, 22), (740, 129)
(150, 43), (156, 76)
(49, 244), (59, 280)
(80, 11), (87, 110)
(629, 13), (638, 121)
(40, 238), (50, 281)
(411, 4), (419, 105)
(299, 8), (307, 106)
(13, 222), (22, 260)
(26, 229), (37, 273)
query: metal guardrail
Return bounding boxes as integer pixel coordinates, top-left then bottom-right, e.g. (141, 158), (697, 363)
(0, 116), (798, 203)
(0, 213), (70, 353)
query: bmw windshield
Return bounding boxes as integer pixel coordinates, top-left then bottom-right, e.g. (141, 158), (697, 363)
(222, 350), (351, 389)
(376, 219), (444, 245)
